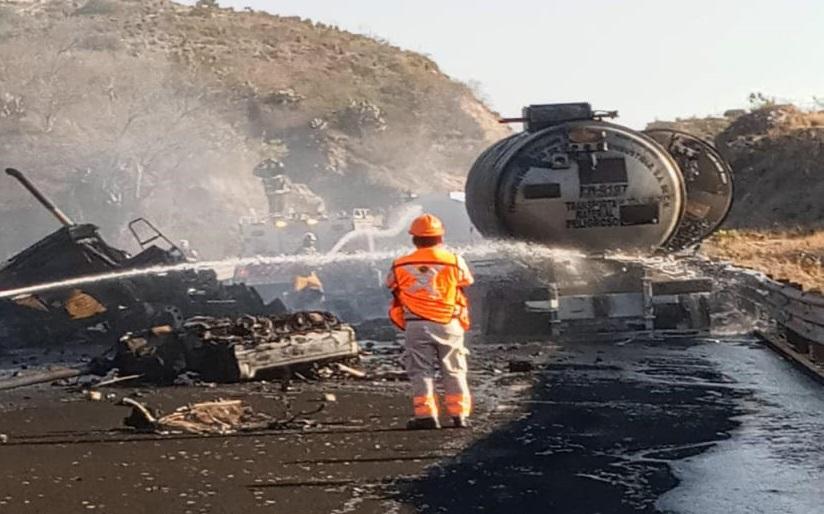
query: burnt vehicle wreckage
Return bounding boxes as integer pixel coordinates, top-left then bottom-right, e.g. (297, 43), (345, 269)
(112, 311), (358, 385)
(0, 168), (360, 387)
(0, 168), (287, 348)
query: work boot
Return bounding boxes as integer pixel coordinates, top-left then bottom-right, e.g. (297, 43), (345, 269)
(451, 416), (470, 429)
(406, 417), (441, 430)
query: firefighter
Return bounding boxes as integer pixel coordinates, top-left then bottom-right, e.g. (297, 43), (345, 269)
(297, 232), (319, 255)
(291, 232), (323, 310)
(386, 213), (474, 430)
(177, 239), (199, 261)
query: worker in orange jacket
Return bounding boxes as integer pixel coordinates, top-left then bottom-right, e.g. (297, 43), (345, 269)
(386, 213), (474, 430)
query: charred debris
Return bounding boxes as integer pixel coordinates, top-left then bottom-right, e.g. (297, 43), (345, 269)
(0, 169), (365, 389)
(0, 168), (288, 349)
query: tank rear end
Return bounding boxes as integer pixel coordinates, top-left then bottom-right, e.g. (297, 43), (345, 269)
(467, 104), (692, 253)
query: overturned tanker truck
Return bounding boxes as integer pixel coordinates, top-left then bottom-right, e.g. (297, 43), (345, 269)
(465, 103), (734, 340)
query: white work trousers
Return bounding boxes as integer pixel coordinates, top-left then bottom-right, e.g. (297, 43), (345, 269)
(404, 319), (471, 418)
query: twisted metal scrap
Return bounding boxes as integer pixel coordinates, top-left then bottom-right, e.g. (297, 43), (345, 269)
(183, 311), (341, 347)
(121, 397), (328, 434)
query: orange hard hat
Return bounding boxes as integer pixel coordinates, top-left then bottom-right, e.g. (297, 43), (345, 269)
(409, 213), (445, 237)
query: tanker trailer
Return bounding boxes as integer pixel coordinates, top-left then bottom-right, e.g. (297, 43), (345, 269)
(464, 104), (734, 340)
(466, 103), (733, 254)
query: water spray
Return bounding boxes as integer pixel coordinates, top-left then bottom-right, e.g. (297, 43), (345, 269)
(328, 203), (423, 255)
(0, 241), (584, 301)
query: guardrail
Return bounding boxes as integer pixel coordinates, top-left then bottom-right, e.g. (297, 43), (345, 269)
(716, 263), (824, 378)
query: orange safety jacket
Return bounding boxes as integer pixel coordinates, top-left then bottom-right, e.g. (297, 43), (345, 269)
(386, 246), (473, 331)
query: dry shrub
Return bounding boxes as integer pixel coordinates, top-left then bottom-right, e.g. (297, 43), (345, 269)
(73, 0), (121, 16)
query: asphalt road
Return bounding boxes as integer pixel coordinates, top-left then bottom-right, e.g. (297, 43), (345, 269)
(400, 336), (824, 514)
(1, 336), (822, 513)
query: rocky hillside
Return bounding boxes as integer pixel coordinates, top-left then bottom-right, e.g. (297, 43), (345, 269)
(715, 105), (824, 229)
(647, 105), (824, 230)
(0, 0), (508, 258)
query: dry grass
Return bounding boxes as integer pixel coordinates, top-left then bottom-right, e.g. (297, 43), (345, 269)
(703, 229), (824, 290)
(807, 112), (824, 127)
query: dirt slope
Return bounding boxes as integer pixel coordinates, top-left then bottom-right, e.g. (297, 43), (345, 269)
(715, 105), (824, 229)
(0, 0), (509, 258)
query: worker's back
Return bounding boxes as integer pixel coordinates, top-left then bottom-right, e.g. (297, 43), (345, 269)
(388, 246), (472, 325)
(385, 213), (474, 430)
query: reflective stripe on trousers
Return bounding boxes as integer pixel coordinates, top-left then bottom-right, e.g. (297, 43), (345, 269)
(413, 395), (438, 418)
(404, 319), (471, 418)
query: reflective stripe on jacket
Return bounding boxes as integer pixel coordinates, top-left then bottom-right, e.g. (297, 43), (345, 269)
(386, 246), (473, 331)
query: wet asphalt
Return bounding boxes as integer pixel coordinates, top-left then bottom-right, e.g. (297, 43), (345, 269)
(1, 336), (822, 513)
(398, 336), (824, 514)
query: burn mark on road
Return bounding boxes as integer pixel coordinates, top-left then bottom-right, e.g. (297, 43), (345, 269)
(397, 339), (748, 513)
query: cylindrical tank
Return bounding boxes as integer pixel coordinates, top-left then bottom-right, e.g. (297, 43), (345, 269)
(644, 129), (734, 252)
(466, 116), (687, 253)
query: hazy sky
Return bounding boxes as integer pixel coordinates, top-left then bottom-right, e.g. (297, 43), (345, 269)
(179, 0), (824, 128)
